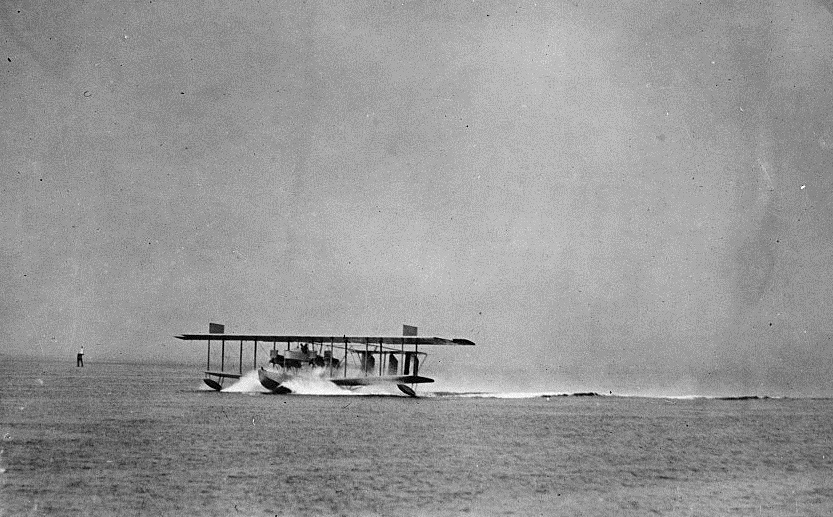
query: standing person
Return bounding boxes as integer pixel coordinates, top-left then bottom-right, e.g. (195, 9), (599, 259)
(77, 346), (84, 367)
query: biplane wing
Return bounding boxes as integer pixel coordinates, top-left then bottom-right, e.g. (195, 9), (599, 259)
(331, 375), (434, 398)
(176, 334), (475, 346)
(330, 375), (434, 387)
(204, 371), (242, 379)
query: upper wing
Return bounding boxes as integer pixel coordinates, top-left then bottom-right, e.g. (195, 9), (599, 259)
(176, 334), (474, 346)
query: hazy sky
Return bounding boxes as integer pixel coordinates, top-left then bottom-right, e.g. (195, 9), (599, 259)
(3, 0), (833, 395)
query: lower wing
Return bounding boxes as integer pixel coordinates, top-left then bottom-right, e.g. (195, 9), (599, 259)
(330, 375), (434, 386)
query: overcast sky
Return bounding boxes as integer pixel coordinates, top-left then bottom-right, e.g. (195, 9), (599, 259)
(3, 0), (833, 395)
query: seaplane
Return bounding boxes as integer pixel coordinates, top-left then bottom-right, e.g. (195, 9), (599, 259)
(176, 324), (475, 397)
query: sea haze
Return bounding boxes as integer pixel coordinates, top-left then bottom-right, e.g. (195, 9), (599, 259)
(1, 358), (831, 516)
(5, 1), (833, 397)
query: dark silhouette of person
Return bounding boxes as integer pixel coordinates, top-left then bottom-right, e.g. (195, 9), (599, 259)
(76, 346), (84, 367)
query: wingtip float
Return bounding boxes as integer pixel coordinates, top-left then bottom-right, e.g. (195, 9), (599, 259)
(177, 324), (475, 398)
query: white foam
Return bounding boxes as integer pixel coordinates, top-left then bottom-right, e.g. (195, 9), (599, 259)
(222, 370), (270, 393)
(218, 367), (411, 397)
(280, 369), (403, 396)
(455, 391), (567, 399)
(428, 391), (612, 399)
(280, 369), (352, 395)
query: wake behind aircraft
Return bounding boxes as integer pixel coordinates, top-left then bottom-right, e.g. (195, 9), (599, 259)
(176, 324), (475, 397)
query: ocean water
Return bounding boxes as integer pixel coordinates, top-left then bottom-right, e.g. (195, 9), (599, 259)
(1, 358), (832, 516)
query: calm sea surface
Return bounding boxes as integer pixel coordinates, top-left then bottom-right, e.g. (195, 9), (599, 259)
(1, 357), (832, 516)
